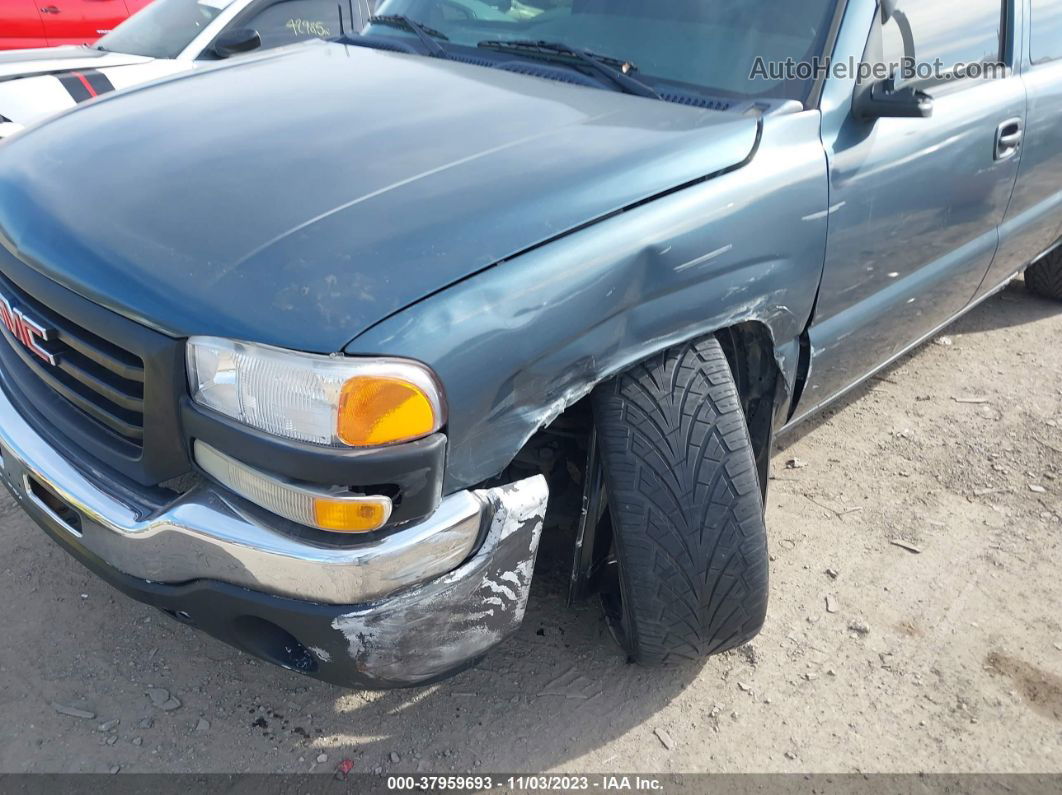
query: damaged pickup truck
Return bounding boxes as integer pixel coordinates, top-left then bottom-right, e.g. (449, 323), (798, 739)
(1, 0), (1061, 687)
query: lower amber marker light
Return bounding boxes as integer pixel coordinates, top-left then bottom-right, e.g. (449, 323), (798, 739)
(312, 498), (391, 533)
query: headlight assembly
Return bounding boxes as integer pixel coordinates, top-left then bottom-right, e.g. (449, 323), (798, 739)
(186, 337), (445, 448)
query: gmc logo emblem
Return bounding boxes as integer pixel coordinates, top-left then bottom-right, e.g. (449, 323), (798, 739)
(0, 290), (57, 366)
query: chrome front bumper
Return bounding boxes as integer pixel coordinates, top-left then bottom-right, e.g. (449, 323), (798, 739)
(0, 376), (539, 607)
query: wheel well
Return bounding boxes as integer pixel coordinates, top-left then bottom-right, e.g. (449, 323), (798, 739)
(714, 322), (782, 499)
(493, 323), (781, 546)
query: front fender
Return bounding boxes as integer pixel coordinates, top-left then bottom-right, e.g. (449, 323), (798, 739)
(348, 111), (830, 492)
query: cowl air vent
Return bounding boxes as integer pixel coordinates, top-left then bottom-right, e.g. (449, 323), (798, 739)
(450, 54), (504, 68)
(658, 93), (734, 112)
(658, 92), (732, 111)
(364, 40), (411, 54)
(495, 61), (606, 89)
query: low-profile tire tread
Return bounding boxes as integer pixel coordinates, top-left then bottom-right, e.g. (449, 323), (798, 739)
(1025, 249), (1062, 301)
(593, 337), (770, 665)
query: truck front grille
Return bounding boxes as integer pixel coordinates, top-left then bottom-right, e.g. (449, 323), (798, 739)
(0, 248), (190, 486)
(0, 273), (145, 446)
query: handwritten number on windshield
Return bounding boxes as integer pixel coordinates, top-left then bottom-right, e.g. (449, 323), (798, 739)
(286, 18), (331, 37)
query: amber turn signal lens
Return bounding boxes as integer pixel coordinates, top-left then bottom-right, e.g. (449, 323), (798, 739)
(337, 376), (438, 447)
(312, 497), (390, 533)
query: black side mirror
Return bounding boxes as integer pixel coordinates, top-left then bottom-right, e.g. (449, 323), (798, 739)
(213, 28), (262, 58)
(854, 76), (934, 120)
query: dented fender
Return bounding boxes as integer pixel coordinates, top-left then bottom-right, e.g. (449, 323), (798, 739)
(349, 112), (830, 491)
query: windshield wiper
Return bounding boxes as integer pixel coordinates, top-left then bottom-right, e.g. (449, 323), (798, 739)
(477, 39), (661, 100)
(368, 14), (450, 58)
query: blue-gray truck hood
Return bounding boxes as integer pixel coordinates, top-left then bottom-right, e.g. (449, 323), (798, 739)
(0, 41), (758, 352)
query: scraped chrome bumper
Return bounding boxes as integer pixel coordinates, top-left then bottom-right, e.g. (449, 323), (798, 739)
(0, 376), (549, 687)
(0, 373), (516, 605)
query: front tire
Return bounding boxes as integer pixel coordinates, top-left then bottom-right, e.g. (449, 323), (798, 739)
(592, 337), (770, 665)
(1025, 249), (1062, 301)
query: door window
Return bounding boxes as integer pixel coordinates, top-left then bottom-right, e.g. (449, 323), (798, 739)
(881, 0), (1005, 83)
(1032, 0), (1062, 63)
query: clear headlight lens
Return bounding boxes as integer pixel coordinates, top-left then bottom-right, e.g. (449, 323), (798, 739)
(186, 337), (445, 448)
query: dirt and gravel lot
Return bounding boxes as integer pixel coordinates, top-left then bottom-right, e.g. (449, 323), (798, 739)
(0, 278), (1060, 775)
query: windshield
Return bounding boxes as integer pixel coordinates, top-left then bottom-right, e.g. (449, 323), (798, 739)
(366, 0), (840, 102)
(97, 0), (235, 59)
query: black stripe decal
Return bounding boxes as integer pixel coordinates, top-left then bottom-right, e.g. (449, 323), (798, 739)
(57, 74), (92, 103)
(84, 69), (115, 96)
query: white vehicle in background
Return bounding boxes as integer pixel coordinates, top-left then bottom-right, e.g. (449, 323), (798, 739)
(0, 0), (376, 138)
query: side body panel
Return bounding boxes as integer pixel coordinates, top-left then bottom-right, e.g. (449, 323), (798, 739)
(349, 112), (830, 492)
(800, 0), (1026, 418)
(979, 0), (1062, 294)
(0, 0), (47, 51)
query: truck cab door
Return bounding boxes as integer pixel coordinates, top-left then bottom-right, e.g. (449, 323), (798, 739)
(977, 0), (1062, 296)
(798, 0), (1025, 419)
(1, 0), (48, 50)
(39, 0), (131, 46)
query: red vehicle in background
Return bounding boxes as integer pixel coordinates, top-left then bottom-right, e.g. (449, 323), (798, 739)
(1, 0), (152, 50)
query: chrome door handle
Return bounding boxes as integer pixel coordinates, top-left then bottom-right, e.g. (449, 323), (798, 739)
(995, 118), (1024, 161)
(39, 5), (60, 12)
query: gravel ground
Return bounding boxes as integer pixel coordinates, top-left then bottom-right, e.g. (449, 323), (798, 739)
(0, 279), (1060, 775)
